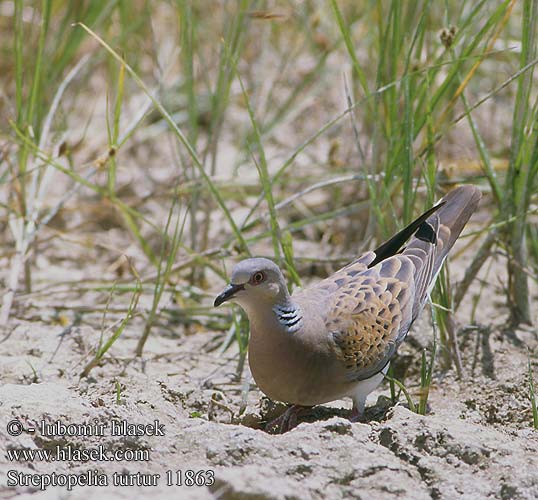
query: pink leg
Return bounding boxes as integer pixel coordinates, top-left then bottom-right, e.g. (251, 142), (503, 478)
(349, 397), (367, 423)
(265, 405), (312, 434)
(349, 406), (367, 423)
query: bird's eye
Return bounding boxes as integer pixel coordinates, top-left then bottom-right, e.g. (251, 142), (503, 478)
(251, 271), (265, 285)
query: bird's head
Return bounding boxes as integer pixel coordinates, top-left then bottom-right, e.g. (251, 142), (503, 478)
(214, 258), (288, 311)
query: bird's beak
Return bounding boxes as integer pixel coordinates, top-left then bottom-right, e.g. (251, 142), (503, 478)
(214, 283), (245, 307)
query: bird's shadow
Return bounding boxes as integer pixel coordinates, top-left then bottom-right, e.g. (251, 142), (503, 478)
(251, 396), (396, 433)
(300, 396), (395, 425)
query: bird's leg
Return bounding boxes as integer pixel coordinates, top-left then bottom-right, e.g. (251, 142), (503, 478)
(349, 397), (366, 423)
(265, 404), (312, 433)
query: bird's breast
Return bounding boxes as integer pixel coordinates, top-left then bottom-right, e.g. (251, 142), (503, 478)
(247, 314), (351, 406)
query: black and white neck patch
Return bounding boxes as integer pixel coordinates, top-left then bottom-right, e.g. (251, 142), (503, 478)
(273, 303), (303, 333)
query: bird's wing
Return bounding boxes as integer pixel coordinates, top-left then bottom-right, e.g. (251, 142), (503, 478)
(302, 185), (480, 381)
(325, 254), (418, 382)
(299, 221), (441, 383)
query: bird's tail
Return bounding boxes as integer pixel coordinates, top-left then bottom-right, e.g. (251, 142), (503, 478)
(402, 185), (481, 315)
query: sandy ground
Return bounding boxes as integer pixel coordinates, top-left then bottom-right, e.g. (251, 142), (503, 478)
(1, 247), (538, 500)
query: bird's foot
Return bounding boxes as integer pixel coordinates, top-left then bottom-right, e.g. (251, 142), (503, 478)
(265, 404), (311, 434)
(349, 406), (367, 423)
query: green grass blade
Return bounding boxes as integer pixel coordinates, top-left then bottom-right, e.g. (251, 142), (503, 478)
(76, 22), (250, 255)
